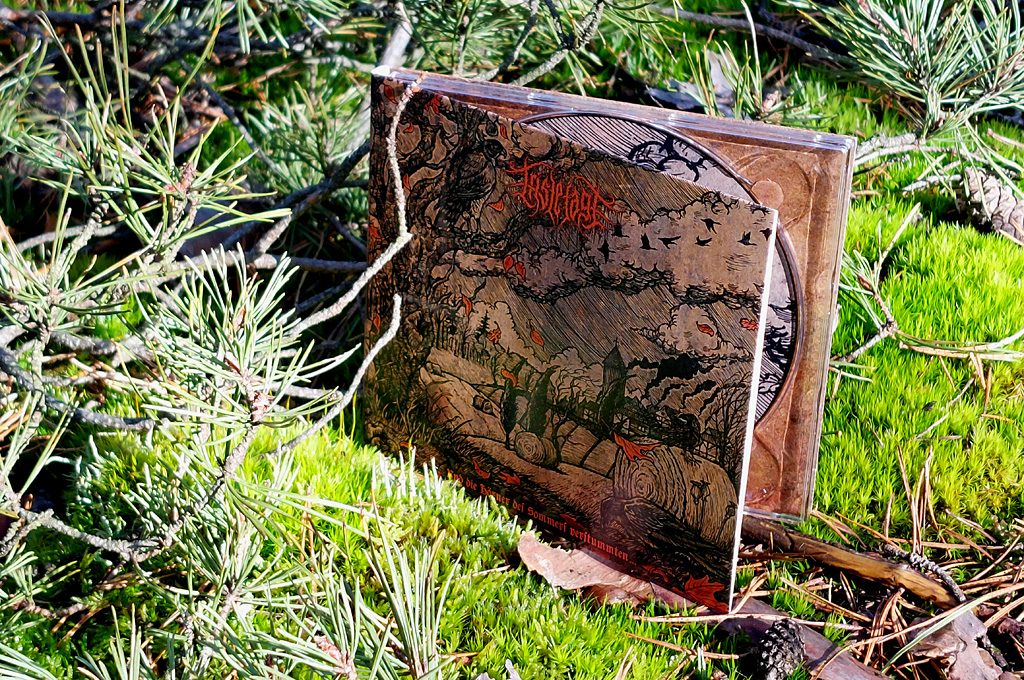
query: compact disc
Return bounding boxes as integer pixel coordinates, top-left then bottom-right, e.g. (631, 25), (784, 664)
(519, 112), (801, 422)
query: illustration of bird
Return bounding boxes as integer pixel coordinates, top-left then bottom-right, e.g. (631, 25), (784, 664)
(613, 432), (657, 463)
(760, 227), (773, 241)
(528, 320), (544, 346)
(695, 236), (712, 247)
(498, 471), (521, 486)
(738, 231), (754, 246)
(740, 318), (759, 331)
(696, 322), (716, 336)
(659, 236), (681, 248)
(640, 234), (655, 250)
(473, 460), (491, 480)
(701, 218), (719, 233)
(598, 240), (611, 262)
(487, 327), (501, 343)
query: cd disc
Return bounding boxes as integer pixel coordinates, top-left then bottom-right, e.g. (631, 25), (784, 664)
(519, 112), (801, 423)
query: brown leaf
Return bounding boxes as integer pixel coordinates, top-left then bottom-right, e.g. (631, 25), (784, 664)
(517, 532), (656, 599)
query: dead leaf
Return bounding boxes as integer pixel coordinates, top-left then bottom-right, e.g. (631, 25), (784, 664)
(517, 532), (657, 600)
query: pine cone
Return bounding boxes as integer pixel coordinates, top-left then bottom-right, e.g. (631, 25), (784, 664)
(754, 618), (805, 680)
(958, 167), (1024, 246)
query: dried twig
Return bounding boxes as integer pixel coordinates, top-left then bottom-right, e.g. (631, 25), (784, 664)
(0, 346), (156, 432)
(742, 516), (963, 609)
(263, 75), (421, 456)
(293, 75), (424, 335)
(881, 544), (966, 603)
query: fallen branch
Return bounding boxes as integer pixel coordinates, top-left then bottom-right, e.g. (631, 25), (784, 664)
(517, 533), (886, 680)
(742, 516), (963, 609)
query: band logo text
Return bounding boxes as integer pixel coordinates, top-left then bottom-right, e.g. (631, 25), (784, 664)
(506, 159), (615, 234)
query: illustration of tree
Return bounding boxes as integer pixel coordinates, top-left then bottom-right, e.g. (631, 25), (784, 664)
(701, 381), (750, 482)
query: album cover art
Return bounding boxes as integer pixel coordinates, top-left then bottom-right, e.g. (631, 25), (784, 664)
(365, 70), (857, 520)
(364, 74), (779, 609)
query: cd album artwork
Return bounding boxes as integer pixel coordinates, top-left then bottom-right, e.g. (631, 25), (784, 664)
(364, 70), (855, 610)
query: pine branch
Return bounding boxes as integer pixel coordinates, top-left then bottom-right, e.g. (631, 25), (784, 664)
(511, 0), (608, 87)
(293, 74), (423, 334)
(475, 0), (540, 81)
(49, 331), (155, 364)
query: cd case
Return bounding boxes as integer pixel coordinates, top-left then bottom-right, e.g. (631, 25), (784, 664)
(364, 69), (855, 610)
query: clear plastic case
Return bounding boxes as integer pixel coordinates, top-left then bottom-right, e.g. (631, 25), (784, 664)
(373, 68), (857, 522)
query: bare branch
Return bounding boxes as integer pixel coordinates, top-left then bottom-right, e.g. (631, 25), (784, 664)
(330, 216), (367, 254)
(230, 138), (372, 258)
(476, 0), (541, 81)
(0, 346), (156, 432)
(657, 7), (846, 64)
(50, 331), (155, 364)
(379, 1), (414, 72)
(265, 294), (402, 459)
(249, 254), (367, 274)
(293, 75), (423, 334)
(17, 224), (118, 252)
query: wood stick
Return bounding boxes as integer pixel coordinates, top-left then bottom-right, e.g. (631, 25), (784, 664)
(742, 516), (962, 609)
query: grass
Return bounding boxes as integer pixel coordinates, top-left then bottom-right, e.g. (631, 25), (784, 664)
(269, 424), (750, 680)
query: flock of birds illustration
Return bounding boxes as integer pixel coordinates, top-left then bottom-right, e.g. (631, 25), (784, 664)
(596, 217), (773, 264)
